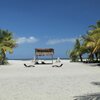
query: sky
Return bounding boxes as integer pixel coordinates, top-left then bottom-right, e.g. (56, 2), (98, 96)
(0, 0), (100, 59)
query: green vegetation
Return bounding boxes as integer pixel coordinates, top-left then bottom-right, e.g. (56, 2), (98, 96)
(0, 29), (17, 65)
(70, 20), (100, 62)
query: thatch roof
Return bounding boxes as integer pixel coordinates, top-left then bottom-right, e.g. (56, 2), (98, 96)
(35, 48), (54, 56)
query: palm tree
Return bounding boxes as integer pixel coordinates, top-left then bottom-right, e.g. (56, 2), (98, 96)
(70, 20), (100, 62)
(88, 21), (100, 61)
(70, 39), (87, 62)
(91, 29), (100, 52)
(82, 34), (95, 61)
(74, 39), (83, 62)
(82, 22), (100, 61)
(0, 29), (17, 64)
(70, 50), (78, 62)
(89, 20), (100, 29)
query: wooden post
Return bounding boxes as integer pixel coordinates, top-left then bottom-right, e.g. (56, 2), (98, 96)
(52, 54), (53, 64)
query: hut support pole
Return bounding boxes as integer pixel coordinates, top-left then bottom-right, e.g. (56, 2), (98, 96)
(52, 54), (53, 64)
(35, 55), (38, 62)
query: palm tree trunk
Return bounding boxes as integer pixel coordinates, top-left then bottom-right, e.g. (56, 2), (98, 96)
(89, 52), (94, 61)
(95, 52), (98, 61)
(1, 50), (6, 65)
(79, 54), (83, 62)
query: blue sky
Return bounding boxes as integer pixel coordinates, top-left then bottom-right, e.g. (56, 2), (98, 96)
(0, 0), (100, 59)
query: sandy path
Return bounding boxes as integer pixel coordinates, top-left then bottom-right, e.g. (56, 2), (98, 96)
(0, 60), (100, 100)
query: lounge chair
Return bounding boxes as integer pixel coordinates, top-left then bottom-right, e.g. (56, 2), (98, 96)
(56, 57), (61, 63)
(52, 64), (63, 67)
(41, 61), (46, 64)
(24, 64), (35, 67)
(35, 61), (39, 64)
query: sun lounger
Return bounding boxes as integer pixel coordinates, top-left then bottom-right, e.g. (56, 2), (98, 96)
(24, 64), (35, 67)
(52, 64), (63, 67)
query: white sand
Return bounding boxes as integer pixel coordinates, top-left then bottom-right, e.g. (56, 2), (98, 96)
(0, 60), (100, 100)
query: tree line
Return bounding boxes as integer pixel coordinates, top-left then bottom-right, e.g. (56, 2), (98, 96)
(70, 20), (100, 62)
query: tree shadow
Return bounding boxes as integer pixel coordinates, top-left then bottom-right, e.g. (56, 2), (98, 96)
(74, 93), (100, 100)
(89, 64), (98, 67)
(97, 63), (100, 66)
(86, 63), (100, 67)
(74, 82), (100, 100)
(91, 82), (100, 86)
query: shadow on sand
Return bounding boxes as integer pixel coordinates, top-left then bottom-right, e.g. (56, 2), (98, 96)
(91, 82), (100, 86)
(85, 63), (100, 67)
(74, 93), (100, 100)
(74, 82), (100, 100)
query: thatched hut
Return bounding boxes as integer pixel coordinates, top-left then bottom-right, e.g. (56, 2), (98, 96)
(35, 48), (54, 64)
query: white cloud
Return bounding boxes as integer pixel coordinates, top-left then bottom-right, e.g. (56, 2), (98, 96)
(46, 38), (76, 45)
(16, 36), (38, 44)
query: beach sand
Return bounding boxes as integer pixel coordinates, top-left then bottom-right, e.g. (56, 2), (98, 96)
(0, 60), (100, 100)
